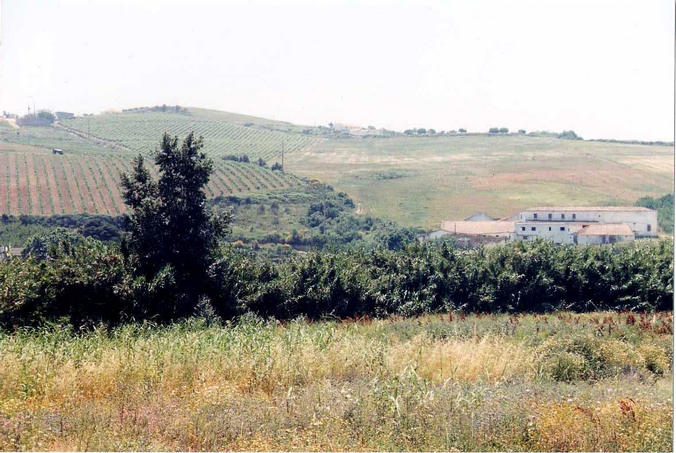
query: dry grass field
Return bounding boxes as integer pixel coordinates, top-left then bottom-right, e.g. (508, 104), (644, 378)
(0, 312), (671, 451)
(287, 135), (674, 228)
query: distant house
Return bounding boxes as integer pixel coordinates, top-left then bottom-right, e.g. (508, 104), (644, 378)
(516, 206), (657, 243)
(439, 206), (657, 245)
(52, 148), (64, 155)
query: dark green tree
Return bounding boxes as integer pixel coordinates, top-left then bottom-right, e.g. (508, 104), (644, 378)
(120, 132), (231, 319)
(37, 110), (56, 123)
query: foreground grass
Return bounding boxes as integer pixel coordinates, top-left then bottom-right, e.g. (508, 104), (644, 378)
(0, 312), (672, 451)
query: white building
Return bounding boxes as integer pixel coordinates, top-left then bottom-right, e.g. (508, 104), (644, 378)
(517, 206), (657, 240)
(440, 206), (658, 245)
(515, 221), (580, 244)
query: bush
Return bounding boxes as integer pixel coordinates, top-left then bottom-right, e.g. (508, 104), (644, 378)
(0, 239), (131, 327)
(545, 351), (589, 381)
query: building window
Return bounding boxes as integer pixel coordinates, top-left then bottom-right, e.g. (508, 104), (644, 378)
(560, 226), (565, 231)
(548, 227), (551, 231)
(572, 213), (576, 219)
(648, 224), (651, 232)
(521, 226), (525, 231)
(533, 213), (537, 219)
(561, 213), (565, 219)
(548, 213), (552, 219)
(531, 227), (536, 231)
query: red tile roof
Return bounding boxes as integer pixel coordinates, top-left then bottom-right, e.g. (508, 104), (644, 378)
(578, 224), (635, 236)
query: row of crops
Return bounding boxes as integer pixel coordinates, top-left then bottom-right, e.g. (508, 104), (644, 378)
(61, 113), (321, 161)
(0, 151), (305, 216)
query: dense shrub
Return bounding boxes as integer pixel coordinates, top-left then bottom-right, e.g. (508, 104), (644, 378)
(0, 238), (672, 327)
(223, 239), (673, 321)
(0, 238), (131, 326)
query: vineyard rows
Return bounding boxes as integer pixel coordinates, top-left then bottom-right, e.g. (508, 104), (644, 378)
(0, 151), (305, 216)
(61, 113), (320, 161)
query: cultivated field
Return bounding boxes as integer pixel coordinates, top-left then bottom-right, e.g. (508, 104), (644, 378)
(61, 111), (320, 161)
(287, 135), (674, 227)
(0, 312), (671, 451)
(0, 146), (303, 216)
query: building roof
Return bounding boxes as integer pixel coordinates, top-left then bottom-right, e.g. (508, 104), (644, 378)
(464, 212), (496, 222)
(578, 224), (635, 236)
(440, 221), (515, 235)
(523, 206), (653, 212)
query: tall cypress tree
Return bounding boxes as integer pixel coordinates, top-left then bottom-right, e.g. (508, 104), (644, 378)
(121, 132), (230, 319)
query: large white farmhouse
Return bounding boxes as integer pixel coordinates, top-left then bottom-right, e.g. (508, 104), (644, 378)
(440, 206), (658, 245)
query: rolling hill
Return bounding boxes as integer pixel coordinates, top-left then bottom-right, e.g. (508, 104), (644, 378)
(0, 108), (673, 228)
(286, 134), (674, 228)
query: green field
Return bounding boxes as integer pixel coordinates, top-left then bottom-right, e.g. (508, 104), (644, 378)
(287, 135), (674, 228)
(1, 109), (673, 229)
(61, 110), (319, 161)
(0, 312), (671, 451)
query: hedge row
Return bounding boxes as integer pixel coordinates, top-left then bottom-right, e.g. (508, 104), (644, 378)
(0, 238), (672, 327)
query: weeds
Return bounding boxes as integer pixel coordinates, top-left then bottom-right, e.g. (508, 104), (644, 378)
(0, 311), (671, 450)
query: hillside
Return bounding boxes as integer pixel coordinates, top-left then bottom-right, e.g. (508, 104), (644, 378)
(0, 115), (307, 216)
(0, 109), (673, 228)
(286, 134), (674, 227)
(60, 108), (320, 161)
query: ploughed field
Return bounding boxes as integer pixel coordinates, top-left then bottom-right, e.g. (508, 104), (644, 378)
(0, 312), (671, 451)
(0, 119), (305, 215)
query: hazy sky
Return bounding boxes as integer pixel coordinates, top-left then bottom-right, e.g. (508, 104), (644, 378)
(0, 0), (673, 140)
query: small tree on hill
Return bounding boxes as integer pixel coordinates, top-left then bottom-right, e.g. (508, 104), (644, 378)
(121, 132), (231, 320)
(37, 110), (56, 123)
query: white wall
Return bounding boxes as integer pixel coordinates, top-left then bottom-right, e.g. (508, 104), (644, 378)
(519, 209), (657, 237)
(514, 221), (575, 244)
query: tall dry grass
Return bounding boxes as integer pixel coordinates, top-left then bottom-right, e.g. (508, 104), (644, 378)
(0, 311), (671, 450)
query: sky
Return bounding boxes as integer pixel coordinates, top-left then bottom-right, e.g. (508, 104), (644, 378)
(0, 0), (673, 141)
